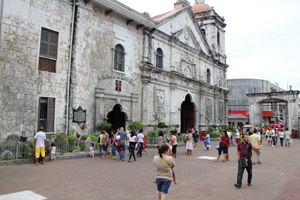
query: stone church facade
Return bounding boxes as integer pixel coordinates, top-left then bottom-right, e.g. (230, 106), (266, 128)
(0, 0), (229, 138)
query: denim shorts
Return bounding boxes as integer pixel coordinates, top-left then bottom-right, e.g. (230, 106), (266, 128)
(102, 144), (108, 151)
(194, 138), (199, 143)
(156, 178), (172, 194)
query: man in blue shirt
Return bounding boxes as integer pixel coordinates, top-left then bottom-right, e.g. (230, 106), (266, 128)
(117, 127), (127, 161)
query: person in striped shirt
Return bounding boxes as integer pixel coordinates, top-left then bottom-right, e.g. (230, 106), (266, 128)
(153, 144), (176, 199)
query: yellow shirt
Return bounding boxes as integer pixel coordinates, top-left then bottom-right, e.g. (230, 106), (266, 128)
(250, 134), (260, 149)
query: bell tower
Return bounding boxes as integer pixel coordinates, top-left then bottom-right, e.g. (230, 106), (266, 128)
(192, 1), (227, 63)
(174, 0), (190, 9)
(195, 0), (205, 4)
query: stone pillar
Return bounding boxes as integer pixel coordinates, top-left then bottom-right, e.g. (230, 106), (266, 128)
(286, 100), (291, 130)
(249, 99), (261, 130)
(170, 83), (177, 124)
(224, 97), (228, 125)
(95, 88), (105, 132)
(141, 79), (150, 124)
(143, 31), (150, 63)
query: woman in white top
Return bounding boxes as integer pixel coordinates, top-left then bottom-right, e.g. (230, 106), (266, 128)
(137, 129), (144, 157)
(185, 129), (193, 155)
(128, 130), (139, 162)
(126, 127), (131, 155)
(279, 130), (285, 146)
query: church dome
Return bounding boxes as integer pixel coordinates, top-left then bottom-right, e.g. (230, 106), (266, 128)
(192, 3), (211, 13)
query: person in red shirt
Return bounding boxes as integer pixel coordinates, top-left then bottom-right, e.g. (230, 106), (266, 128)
(214, 130), (230, 162)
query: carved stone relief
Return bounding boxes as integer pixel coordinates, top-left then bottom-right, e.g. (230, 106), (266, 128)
(177, 54), (196, 78)
(155, 89), (165, 120)
(205, 98), (212, 123)
(218, 101), (223, 123)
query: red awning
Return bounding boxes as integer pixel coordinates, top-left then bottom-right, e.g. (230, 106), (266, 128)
(227, 110), (273, 117)
(262, 111), (273, 117)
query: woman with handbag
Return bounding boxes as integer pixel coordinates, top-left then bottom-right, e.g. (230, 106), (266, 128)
(185, 129), (193, 155)
(214, 130), (230, 162)
(153, 144), (176, 200)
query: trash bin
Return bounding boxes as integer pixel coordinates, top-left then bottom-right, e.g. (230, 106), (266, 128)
(200, 132), (207, 141)
(292, 130), (297, 138)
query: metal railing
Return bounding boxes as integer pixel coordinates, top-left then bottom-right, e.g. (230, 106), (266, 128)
(0, 139), (102, 161)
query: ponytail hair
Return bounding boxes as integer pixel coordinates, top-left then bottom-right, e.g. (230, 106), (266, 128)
(158, 144), (169, 158)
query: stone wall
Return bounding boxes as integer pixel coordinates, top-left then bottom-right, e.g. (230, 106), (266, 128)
(0, 0), (72, 138)
(0, 0), (229, 139)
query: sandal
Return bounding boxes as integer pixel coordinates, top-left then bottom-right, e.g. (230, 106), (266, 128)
(213, 160), (218, 162)
(128, 160), (132, 163)
(253, 162), (256, 165)
(222, 160), (225, 162)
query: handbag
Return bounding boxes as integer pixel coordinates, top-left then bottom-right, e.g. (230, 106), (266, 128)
(161, 157), (175, 179)
(216, 144), (220, 150)
(240, 144), (248, 168)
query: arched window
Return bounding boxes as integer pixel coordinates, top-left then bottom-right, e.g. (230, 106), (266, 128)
(156, 48), (163, 69)
(207, 69), (211, 84)
(114, 44), (125, 72)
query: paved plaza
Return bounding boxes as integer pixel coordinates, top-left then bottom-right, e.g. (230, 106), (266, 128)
(1, 139), (300, 200)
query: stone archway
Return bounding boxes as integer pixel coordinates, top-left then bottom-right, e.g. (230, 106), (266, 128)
(181, 95), (195, 133)
(107, 104), (126, 131)
(247, 91), (299, 130)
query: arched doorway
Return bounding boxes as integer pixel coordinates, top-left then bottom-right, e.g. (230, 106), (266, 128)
(181, 95), (195, 133)
(107, 105), (126, 131)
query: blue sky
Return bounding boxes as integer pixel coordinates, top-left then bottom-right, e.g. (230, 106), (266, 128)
(118, 0), (300, 91)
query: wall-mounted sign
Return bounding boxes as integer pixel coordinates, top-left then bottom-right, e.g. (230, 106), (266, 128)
(73, 106), (86, 124)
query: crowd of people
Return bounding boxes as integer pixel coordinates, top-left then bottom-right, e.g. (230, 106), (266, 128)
(32, 124), (294, 198)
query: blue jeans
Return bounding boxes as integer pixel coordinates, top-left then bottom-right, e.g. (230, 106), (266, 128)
(111, 145), (117, 156)
(119, 140), (126, 160)
(156, 178), (172, 194)
(280, 138), (284, 146)
(98, 145), (102, 157)
(272, 137), (276, 146)
(137, 142), (143, 157)
(236, 159), (252, 186)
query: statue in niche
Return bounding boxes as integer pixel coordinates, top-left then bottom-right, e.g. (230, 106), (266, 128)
(186, 66), (191, 77)
(205, 98), (212, 123)
(219, 70), (223, 87)
(184, 31), (190, 42)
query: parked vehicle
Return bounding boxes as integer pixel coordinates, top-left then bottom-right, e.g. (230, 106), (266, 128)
(264, 124), (283, 131)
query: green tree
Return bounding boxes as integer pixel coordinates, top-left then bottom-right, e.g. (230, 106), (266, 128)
(129, 121), (143, 132)
(97, 122), (112, 131)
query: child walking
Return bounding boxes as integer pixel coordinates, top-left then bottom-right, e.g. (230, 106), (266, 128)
(49, 142), (56, 162)
(89, 143), (94, 158)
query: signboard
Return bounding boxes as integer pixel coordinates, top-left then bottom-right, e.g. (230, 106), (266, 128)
(73, 106), (86, 124)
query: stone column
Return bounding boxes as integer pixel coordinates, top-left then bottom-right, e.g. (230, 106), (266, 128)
(95, 88), (105, 132)
(224, 97), (228, 125)
(249, 99), (261, 130)
(170, 83), (177, 124)
(141, 78), (150, 124)
(286, 100), (291, 130)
